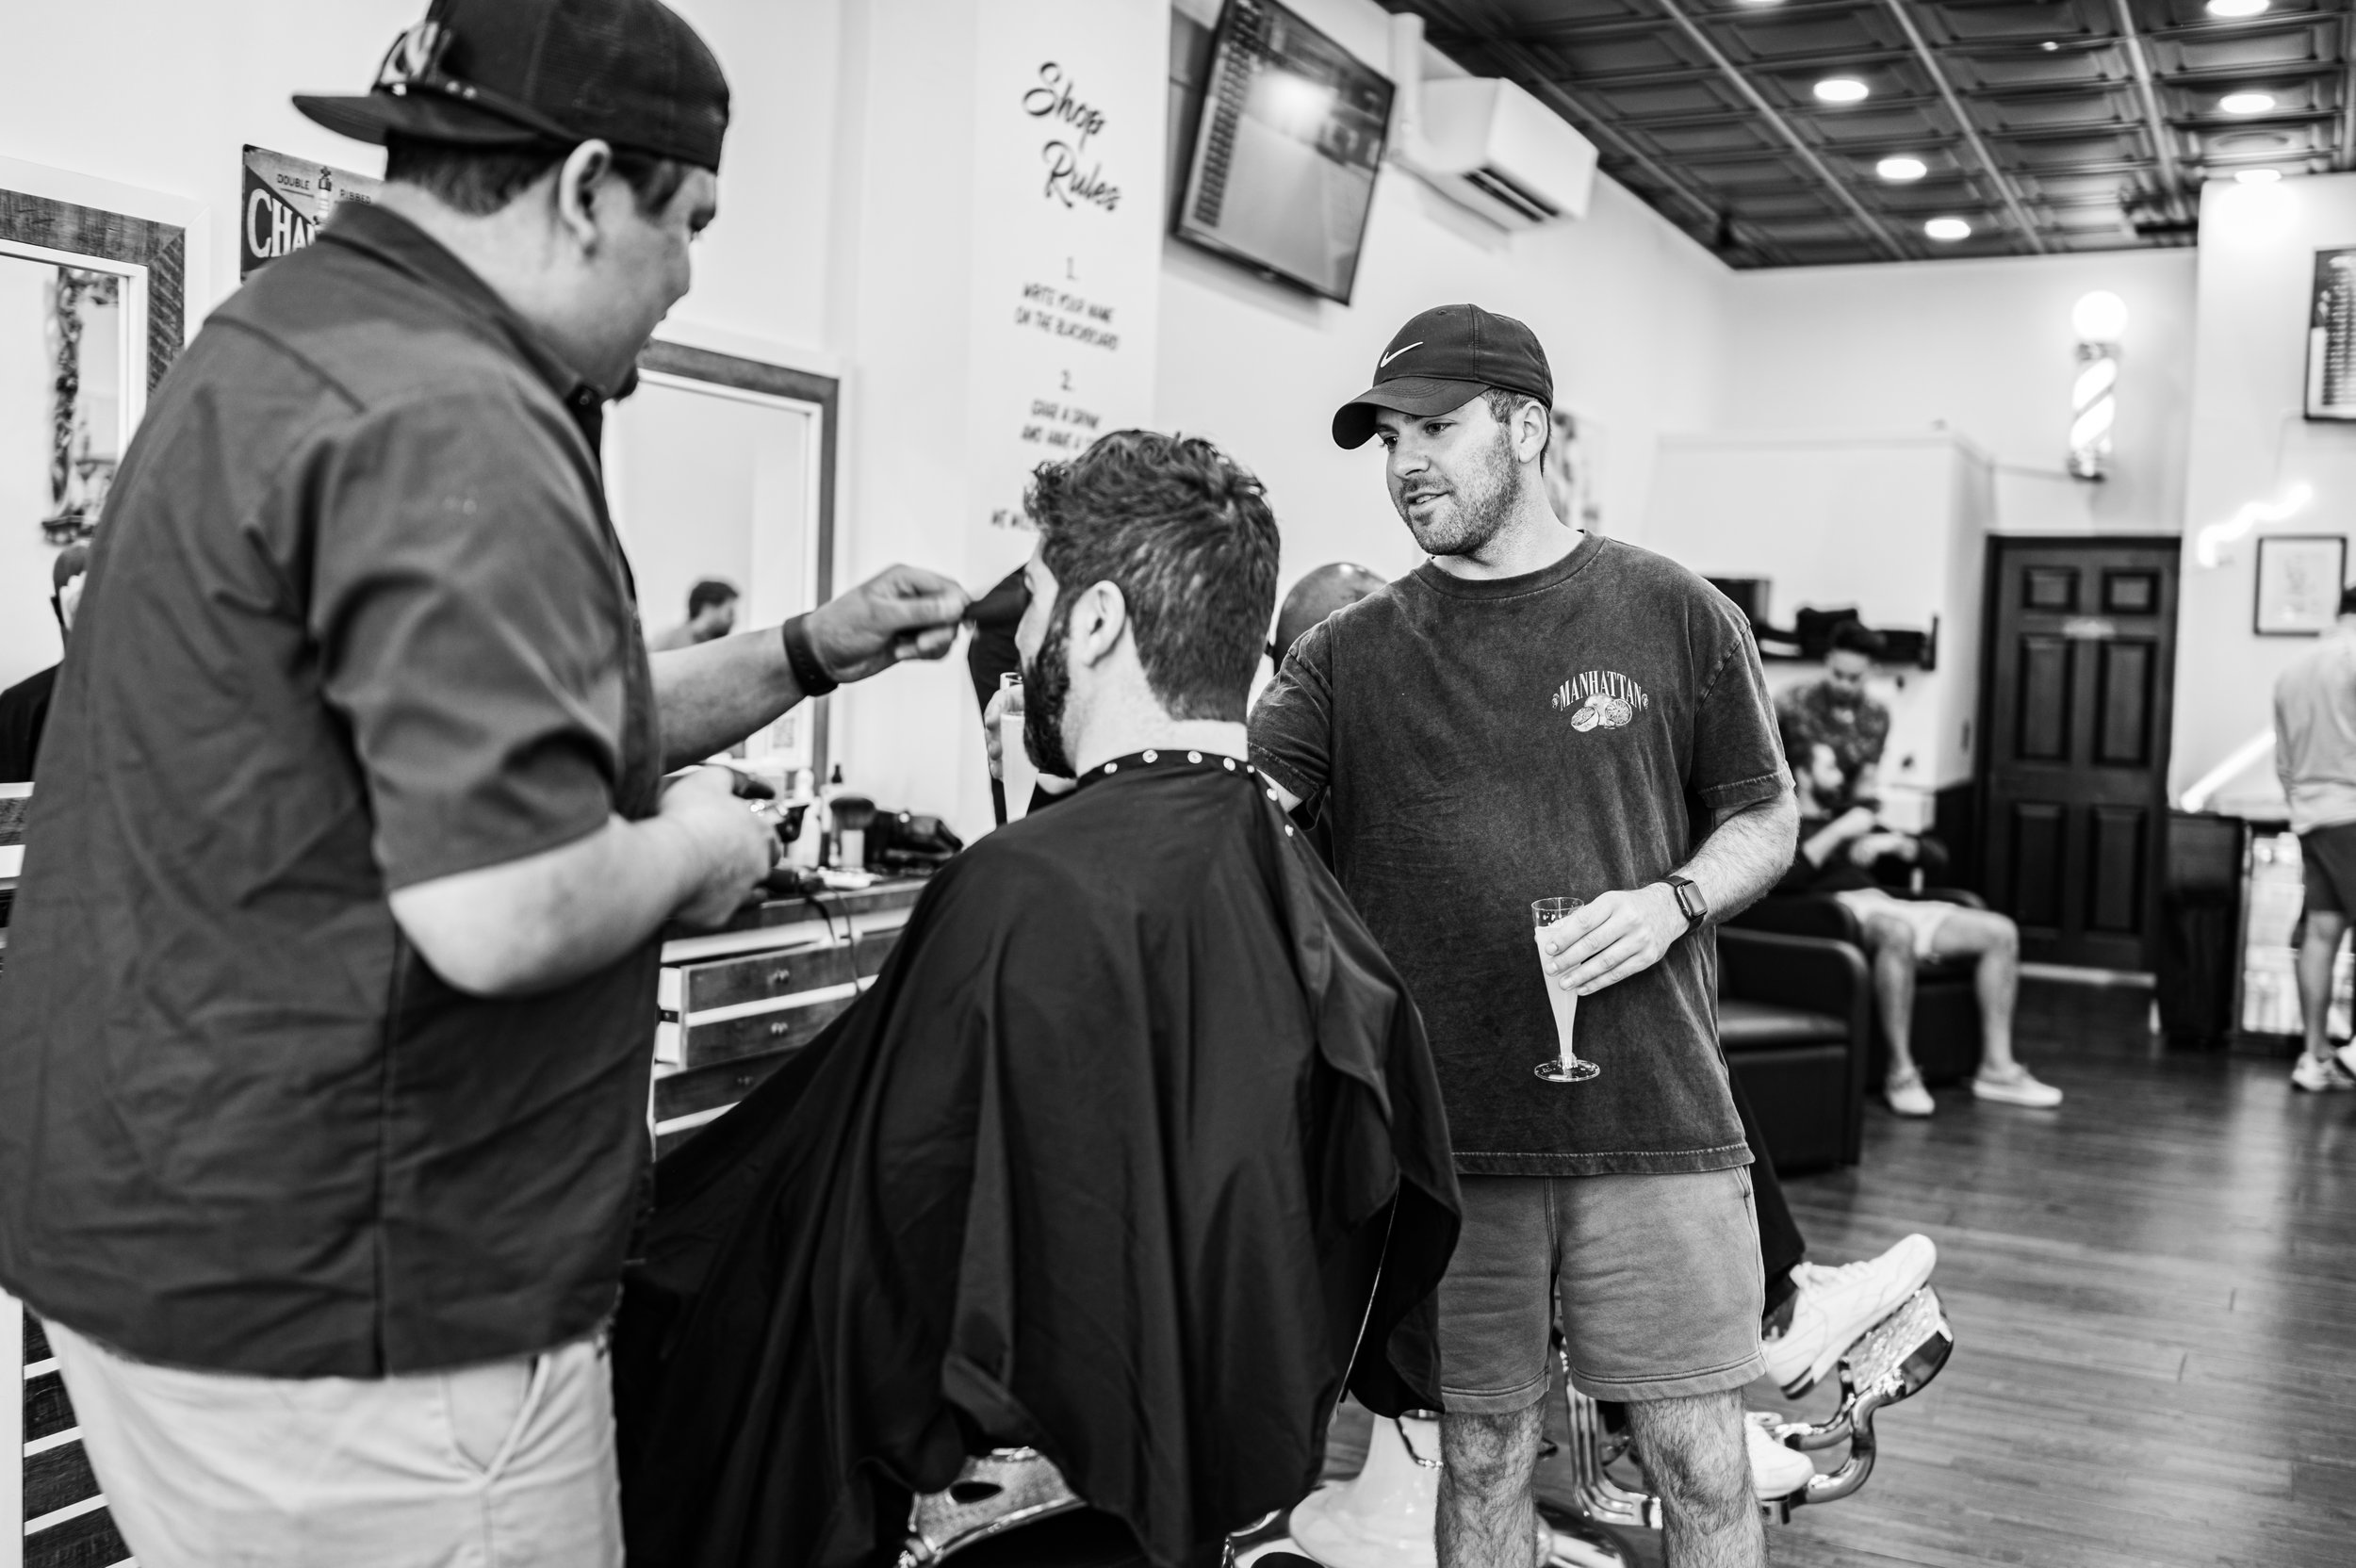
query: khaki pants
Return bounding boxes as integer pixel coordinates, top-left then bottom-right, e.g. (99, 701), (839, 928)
(46, 1321), (622, 1568)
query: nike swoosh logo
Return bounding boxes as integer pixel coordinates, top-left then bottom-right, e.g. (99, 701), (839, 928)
(1379, 341), (1423, 369)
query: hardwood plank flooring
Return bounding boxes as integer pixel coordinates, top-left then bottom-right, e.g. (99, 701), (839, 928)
(1317, 978), (2356, 1566)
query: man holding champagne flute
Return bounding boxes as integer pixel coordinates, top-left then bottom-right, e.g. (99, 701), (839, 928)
(1252, 304), (1798, 1568)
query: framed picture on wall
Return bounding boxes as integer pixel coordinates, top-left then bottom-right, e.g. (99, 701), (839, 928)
(2306, 248), (2356, 420)
(2253, 533), (2347, 635)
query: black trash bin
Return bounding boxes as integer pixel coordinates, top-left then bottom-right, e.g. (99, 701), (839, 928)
(2156, 810), (2246, 1048)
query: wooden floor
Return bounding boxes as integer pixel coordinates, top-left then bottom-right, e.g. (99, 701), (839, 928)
(1325, 977), (2356, 1566)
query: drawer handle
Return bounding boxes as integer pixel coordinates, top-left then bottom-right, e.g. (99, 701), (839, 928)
(768, 966), (793, 986)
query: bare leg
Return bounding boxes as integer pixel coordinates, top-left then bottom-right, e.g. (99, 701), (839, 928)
(1437, 1405), (1545, 1568)
(2297, 909), (2348, 1067)
(1861, 914), (1919, 1082)
(1627, 1390), (1765, 1568)
(1928, 908), (2021, 1076)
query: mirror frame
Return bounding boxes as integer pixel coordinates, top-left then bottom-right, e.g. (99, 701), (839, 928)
(632, 338), (842, 779)
(0, 188), (185, 396)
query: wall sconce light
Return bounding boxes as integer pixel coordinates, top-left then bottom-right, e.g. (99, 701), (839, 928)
(2068, 290), (2129, 481)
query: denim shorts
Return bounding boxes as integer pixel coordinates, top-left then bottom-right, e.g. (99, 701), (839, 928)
(1435, 1167), (1766, 1411)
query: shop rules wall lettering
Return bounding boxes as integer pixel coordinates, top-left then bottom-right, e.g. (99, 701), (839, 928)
(962, 2), (1166, 585)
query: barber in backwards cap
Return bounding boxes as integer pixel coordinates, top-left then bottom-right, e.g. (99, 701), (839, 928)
(0, 4), (966, 1563)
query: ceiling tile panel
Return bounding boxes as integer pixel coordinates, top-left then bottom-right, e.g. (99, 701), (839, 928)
(1394, 0), (2356, 266)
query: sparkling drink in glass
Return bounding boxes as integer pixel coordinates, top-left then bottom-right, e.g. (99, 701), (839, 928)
(1531, 897), (1601, 1084)
(998, 671), (1039, 823)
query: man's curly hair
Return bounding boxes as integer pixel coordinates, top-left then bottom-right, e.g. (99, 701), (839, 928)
(1025, 431), (1281, 722)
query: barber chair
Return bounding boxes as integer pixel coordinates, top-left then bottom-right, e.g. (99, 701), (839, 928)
(896, 1449), (1310, 1568)
(1728, 890), (1988, 1086)
(1247, 1287), (1954, 1568)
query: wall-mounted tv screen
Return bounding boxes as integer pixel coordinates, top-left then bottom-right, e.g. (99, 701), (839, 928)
(1174, 0), (1394, 304)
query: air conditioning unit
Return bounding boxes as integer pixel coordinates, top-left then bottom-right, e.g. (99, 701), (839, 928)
(1388, 17), (1598, 229)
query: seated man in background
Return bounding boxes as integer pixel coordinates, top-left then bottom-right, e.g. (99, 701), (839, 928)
(616, 432), (1461, 1568)
(646, 576), (740, 651)
(1777, 619), (1891, 811)
(1782, 733), (2061, 1117)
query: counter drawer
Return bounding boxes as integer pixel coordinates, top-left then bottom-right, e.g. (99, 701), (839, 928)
(652, 1047), (801, 1125)
(661, 940), (854, 1015)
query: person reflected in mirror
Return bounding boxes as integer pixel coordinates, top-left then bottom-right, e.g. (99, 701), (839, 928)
(1776, 619), (1891, 811)
(1781, 734), (2061, 1117)
(646, 576), (739, 651)
(0, 543), (88, 783)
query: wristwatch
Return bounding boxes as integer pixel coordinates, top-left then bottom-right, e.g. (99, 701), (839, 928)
(1663, 874), (1708, 930)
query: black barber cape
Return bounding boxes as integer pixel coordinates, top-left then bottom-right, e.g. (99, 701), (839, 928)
(615, 754), (1461, 1568)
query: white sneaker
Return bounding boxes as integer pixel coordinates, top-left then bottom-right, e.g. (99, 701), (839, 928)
(1760, 1233), (1939, 1396)
(1744, 1412), (1814, 1500)
(1885, 1070), (1934, 1117)
(1972, 1065), (2063, 1108)
(2292, 1054), (2356, 1092)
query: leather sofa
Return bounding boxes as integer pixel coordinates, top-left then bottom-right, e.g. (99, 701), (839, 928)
(1717, 928), (1869, 1173)
(1728, 889), (1988, 1086)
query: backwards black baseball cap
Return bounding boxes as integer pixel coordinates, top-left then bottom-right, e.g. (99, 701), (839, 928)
(1332, 303), (1554, 449)
(295, 0), (730, 172)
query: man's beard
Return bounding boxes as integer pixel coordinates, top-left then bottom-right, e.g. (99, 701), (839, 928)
(1022, 612), (1077, 779)
(1397, 425), (1518, 558)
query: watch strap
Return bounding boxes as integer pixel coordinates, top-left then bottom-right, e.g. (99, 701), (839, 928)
(780, 613), (839, 698)
(1665, 874), (1706, 928)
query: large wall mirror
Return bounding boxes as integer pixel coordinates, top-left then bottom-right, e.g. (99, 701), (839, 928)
(609, 339), (840, 782)
(0, 189), (185, 703)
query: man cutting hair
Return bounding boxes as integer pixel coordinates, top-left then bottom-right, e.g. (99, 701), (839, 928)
(0, 4), (964, 1564)
(1252, 304), (1799, 1568)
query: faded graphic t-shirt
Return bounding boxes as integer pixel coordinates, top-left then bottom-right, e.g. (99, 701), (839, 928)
(1251, 533), (1790, 1175)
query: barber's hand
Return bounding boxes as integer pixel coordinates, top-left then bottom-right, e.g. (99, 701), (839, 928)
(659, 765), (777, 928)
(1538, 884), (1689, 996)
(983, 683), (1024, 781)
(804, 565), (971, 685)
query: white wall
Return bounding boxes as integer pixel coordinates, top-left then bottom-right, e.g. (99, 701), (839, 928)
(2171, 174), (2356, 799)
(1717, 248), (2197, 539)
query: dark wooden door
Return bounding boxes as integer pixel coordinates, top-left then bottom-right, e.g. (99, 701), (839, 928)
(1979, 537), (2179, 971)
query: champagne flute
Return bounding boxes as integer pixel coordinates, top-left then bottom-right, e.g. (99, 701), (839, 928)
(1531, 897), (1601, 1084)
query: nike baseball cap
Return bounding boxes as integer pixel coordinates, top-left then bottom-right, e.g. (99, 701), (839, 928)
(1332, 303), (1554, 449)
(294, 0), (730, 172)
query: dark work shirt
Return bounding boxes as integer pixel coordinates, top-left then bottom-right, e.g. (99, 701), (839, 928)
(1251, 535), (1788, 1176)
(0, 663), (57, 783)
(0, 204), (664, 1377)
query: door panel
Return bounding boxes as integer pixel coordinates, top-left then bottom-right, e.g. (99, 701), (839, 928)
(2094, 640), (2154, 767)
(1980, 538), (2179, 970)
(2015, 637), (2074, 760)
(2086, 806), (2146, 933)
(2009, 802), (2067, 931)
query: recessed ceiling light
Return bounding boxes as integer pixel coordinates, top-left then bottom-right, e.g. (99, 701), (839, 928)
(1924, 217), (1972, 241)
(1877, 155), (1928, 181)
(1814, 77), (1870, 105)
(2219, 90), (2278, 115)
(2040, 40), (2060, 52)
(2207, 0), (2268, 16)
(2235, 167), (2283, 184)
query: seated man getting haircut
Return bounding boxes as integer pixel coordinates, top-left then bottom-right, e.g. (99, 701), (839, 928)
(614, 432), (1461, 1568)
(1781, 733), (2061, 1118)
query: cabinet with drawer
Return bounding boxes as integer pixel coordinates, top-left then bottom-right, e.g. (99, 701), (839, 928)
(648, 880), (924, 1157)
